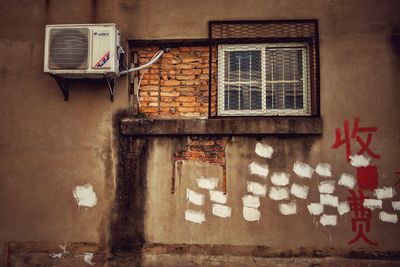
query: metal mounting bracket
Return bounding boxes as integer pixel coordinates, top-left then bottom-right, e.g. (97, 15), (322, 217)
(50, 74), (69, 101)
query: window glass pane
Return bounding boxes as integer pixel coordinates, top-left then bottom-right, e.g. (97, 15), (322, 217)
(224, 50), (261, 111)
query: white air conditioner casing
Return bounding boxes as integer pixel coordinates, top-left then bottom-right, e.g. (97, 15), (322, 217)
(44, 23), (121, 78)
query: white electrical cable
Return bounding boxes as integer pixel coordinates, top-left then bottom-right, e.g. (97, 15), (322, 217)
(120, 50), (164, 75)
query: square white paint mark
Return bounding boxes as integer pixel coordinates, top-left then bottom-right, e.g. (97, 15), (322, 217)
(270, 172), (290, 186)
(318, 180), (335, 194)
(320, 194), (338, 207)
(392, 201), (400, 210)
(307, 203), (324, 215)
(209, 190), (227, 204)
(212, 204), (232, 218)
(290, 183), (309, 199)
(248, 162), (269, 178)
(269, 186), (290, 201)
(349, 154), (371, 167)
(247, 181), (267, 197)
(242, 195), (260, 208)
(338, 201), (350, 216)
(293, 161), (314, 178)
(338, 173), (356, 189)
(255, 143), (274, 159)
(315, 163), (332, 177)
(363, 199), (382, 210)
(73, 183), (97, 208)
(279, 202), (297, 215)
(374, 187), (396, 199)
(196, 176), (218, 190)
(186, 189), (205, 206)
(379, 211), (398, 224)
(320, 214), (337, 226)
(185, 209), (205, 224)
(243, 206), (261, 222)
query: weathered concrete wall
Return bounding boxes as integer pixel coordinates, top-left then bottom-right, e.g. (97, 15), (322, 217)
(0, 0), (399, 266)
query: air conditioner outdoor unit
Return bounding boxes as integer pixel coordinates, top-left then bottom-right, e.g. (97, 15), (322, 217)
(44, 23), (121, 78)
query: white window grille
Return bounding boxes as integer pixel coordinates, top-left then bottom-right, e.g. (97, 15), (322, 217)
(218, 43), (311, 116)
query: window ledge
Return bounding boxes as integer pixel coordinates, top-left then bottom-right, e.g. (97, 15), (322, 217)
(120, 117), (322, 136)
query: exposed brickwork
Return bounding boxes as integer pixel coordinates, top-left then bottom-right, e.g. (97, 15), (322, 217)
(131, 46), (217, 119)
(173, 136), (230, 193)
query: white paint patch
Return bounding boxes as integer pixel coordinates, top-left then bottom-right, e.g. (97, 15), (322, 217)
(338, 173), (356, 189)
(248, 162), (269, 178)
(290, 183), (309, 199)
(349, 154), (371, 167)
(338, 201), (350, 215)
(307, 203), (324, 215)
(73, 184), (97, 208)
(269, 186), (290, 201)
(320, 194), (338, 207)
(363, 199), (382, 210)
(392, 201), (400, 210)
(209, 190), (227, 204)
(212, 204), (232, 218)
(270, 172), (290, 186)
(374, 187), (396, 199)
(243, 206), (261, 222)
(247, 181), (267, 197)
(279, 202), (297, 215)
(242, 195), (260, 208)
(318, 180), (336, 194)
(379, 211), (398, 224)
(186, 189), (205, 206)
(255, 142), (274, 158)
(83, 253), (94, 266)
(315, 163), (332, 177)
(196, 176), (218, 190)
(185, 209), (205, 224)
(320, 214), (337, 226)
(293, 161), (314, 178)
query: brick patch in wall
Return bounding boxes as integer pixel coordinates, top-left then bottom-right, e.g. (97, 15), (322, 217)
(131, 46), (217, 119)
(172, 136), (230, 193)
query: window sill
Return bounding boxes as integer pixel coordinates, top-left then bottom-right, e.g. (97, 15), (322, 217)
(120, 117), (322, 136)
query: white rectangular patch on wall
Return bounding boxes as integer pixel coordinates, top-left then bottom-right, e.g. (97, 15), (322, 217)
(379, 211), (398, 224)
(196, 177), (218, 190)
(290, 183), (309, 199)
(248, 162), (269, 178)
(363, 199), (382, 210)
(338, 173), (356, 189)
(247, 181), (267, 197)
(212, 204), (232, 218)
(243, 206), (261, 222)
(320, 194), (338, 207)
(318, 180), (336, 194)
(270, 172), (290, 186)
(315, 163), (332, 177)
(242, 195), (260, 208)
(185, 209), (205, 224)
(337, 201), (350, 216)
(320, 214), (337, 226)
(293, 161), (314, 178)
(392, 201), (400, 210)
(279, 202), (297, 215)
(374, 187), (396, 199)
(209, 190), (227, 204)
(269, 186), (290, 201)
(255, 143), (274, 158)
(307, 203), (324, 215)
(186, 189), (205, 206)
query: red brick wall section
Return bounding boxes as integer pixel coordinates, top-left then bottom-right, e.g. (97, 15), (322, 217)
(131, 46), (217, 119)
(173, 137), (230, 193)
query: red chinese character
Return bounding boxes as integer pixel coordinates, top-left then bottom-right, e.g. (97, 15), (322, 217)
(356, 165), (378, 190)
(347, 189), (377, 246)
(332, 118), (380, 161)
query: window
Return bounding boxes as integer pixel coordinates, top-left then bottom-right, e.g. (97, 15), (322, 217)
(210, 20), (319, 117)
(218, 43), (310, 116)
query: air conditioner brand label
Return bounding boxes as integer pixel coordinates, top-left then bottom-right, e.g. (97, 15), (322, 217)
(92, 29), (111, 69)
